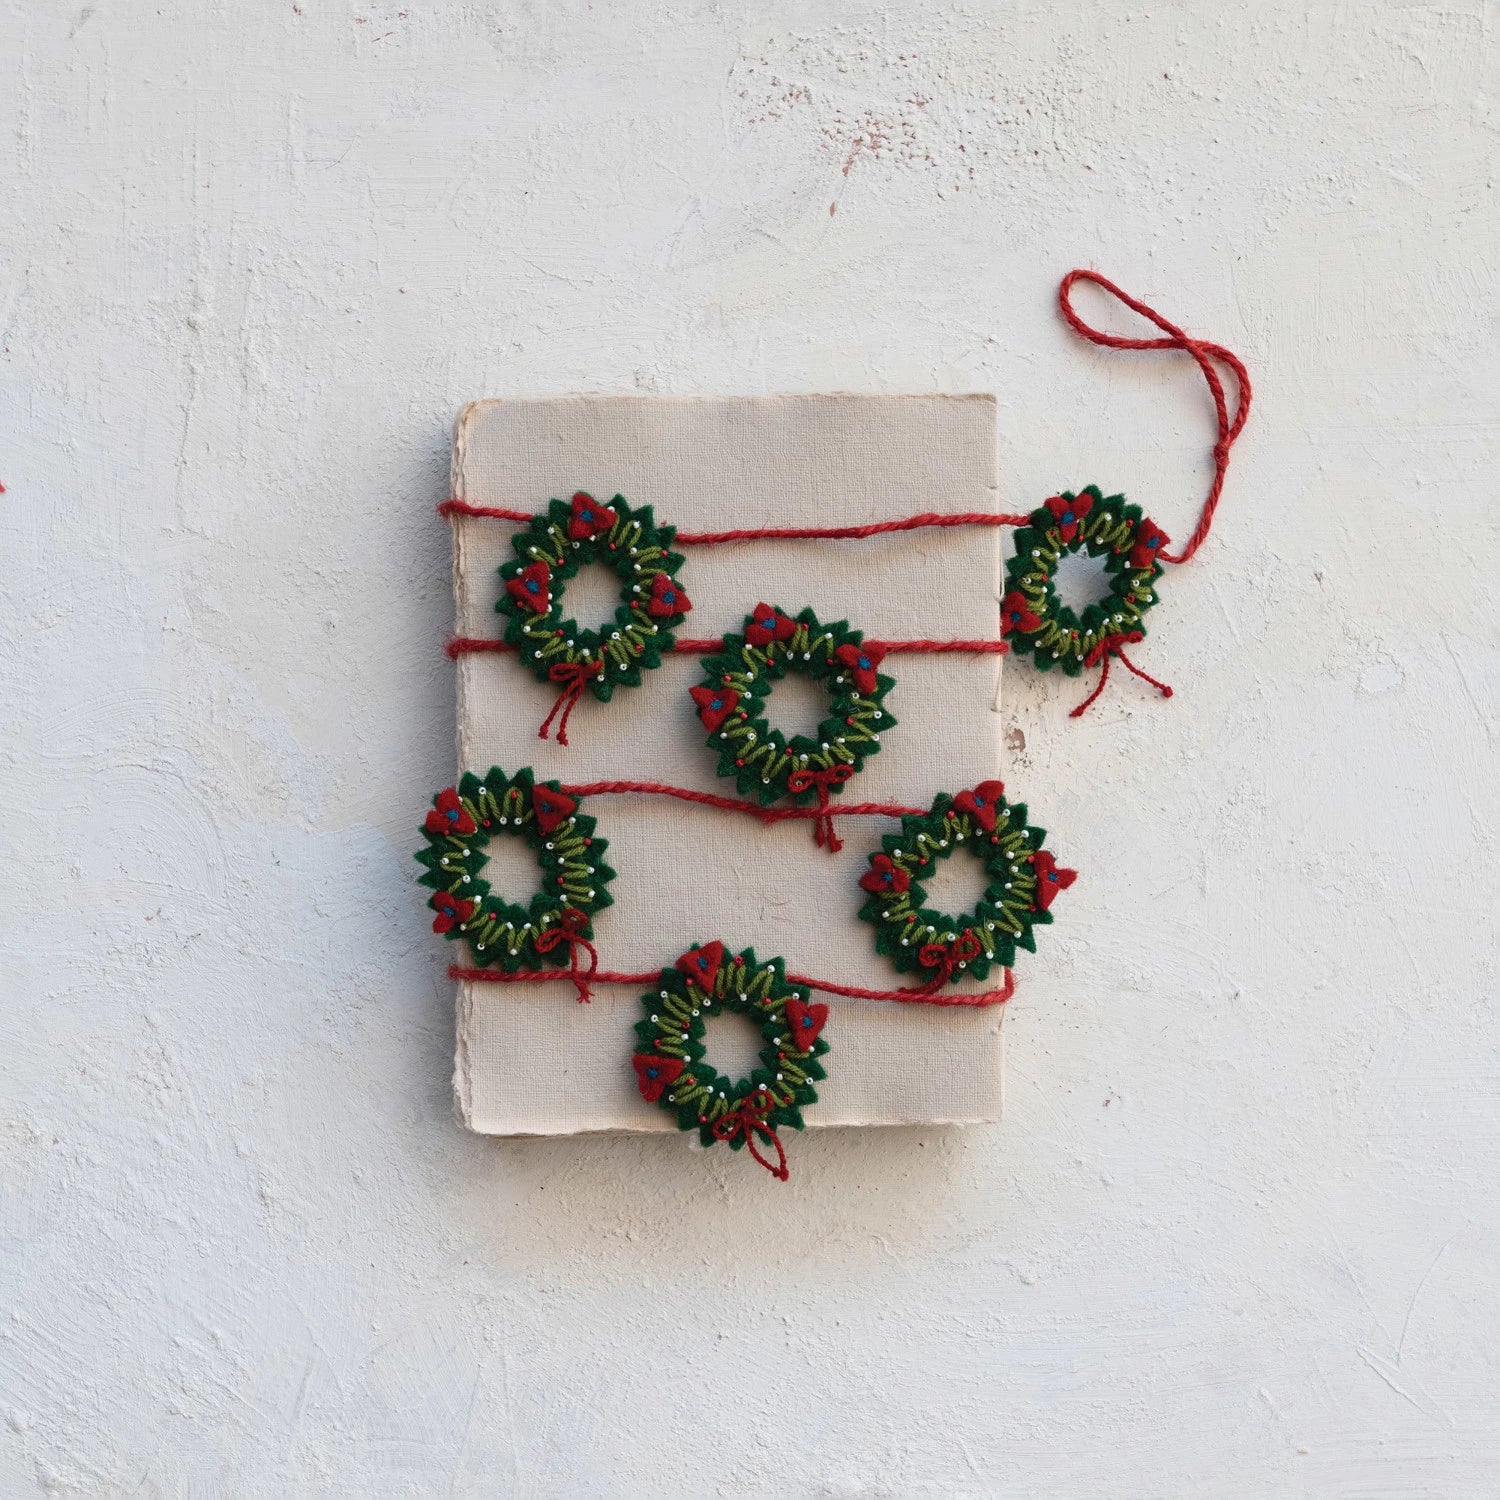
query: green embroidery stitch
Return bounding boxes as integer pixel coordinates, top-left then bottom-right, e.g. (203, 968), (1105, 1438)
(1001, 486), (1167, 675)
(415, 766), (615, 971)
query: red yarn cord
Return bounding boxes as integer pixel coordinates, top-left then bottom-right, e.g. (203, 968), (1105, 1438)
(562, 779), (926, 825)
(449, 963), (1015, 1008)
(437, 499), (1029, 537)
(1058, 269), (1252, 565)
(447, 636), (1008, 660)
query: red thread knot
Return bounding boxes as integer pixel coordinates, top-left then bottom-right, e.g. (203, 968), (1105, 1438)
(916, 928), (985, 990)
(1069, 631), (1175, 718)
(785, 763), (855, 852)
(710, 1091), (790, 1181)
(538, 659), (604, 746)
(532, 908), (598, 1003)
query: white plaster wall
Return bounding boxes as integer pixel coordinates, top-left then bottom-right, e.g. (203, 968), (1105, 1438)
(2, 1), (1496, 1494)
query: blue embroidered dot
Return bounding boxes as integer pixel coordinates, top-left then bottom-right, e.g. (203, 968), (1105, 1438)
(1148, 535), (1159, 546)
(1062, 509), (1075, 524)
(646, 1066), (659, 1079)
(445, 808), (459, 823)
(711, 697), (723, 710)
(857, 655), (870, 670)
(525, 579), (540, 593)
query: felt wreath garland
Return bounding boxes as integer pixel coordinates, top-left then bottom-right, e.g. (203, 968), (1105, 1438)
(415, 766), (615, 977)
(692, 603), (895, 848)
(1000, 486), (1169, 675)
(631, 941), (829, 1180)
(857, 782), (1075, 987)
(496, 492), (691, 736)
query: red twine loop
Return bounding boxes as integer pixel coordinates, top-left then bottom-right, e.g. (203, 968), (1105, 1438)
(533, 908), (599, 1003)
(916, 928), (985, 990)
(711, 1091), (790, 1182)
(1068, 630), (1175, 719)
(538, 659), (603, 746)
(1058, 269), (1252, 566)
(785, 764), (855, 852)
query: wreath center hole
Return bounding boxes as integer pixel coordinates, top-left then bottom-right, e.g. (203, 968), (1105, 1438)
(479, 833), (544, 908)
(1050, 550), (1114, 613)
(760, 672), (829, 741)
(918, 847), (993, 915)
(560, 560), (625, 630)
(699, 1009), (767, 1083)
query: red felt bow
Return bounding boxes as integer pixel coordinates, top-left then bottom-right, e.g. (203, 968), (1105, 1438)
(646, 572), (691, 619)
(690, 683), (739, 733)
(1069, 631), (1174, 719)
(745, 603), (797, 647)
(917, 928), (984, 989)
(1045, 491), (1093, 544)
(1000, 589), (1042, 637)
(535, 908), (598, 1002)
(1030, 849), (1078, 911)
(531, 784), (577, 835)
(631, 1051), (685, 1103)
(538, 658), (604, 746)
(1128, 519), (1171, 571)
(832, 640), (886, 695)
(711, 1090), (790, 1182)
(506, 560), (552, 614)
(567, 491), (617, 541)
(952, 779), (1006, 833)
(425, 787), (477, 838)
(430, 890), (475, 934)
(676, 941), (725, 994)
(786, 763), (855, 852)
(859, 853), (910, 895)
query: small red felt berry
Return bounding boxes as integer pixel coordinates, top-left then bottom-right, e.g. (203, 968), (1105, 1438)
(833, 640), (885, 695)
(567, 491), (617, 540)
(1030, 849), (1077, 911)
(646, 572), (691, 619)
(531, 784), (577, 835)
(632, 1053), (685, 1103)
(505, 560), (551, 614)
(784, 997), (828, 1051)
(859, 854), (910, 895)
(430, 891), (475, 934)
(425, 788), (477, 838)
(690, 684), (739, 733)
(1045, 491), (1093, 544)
(745, 602), (796, 647)
(952, 779), (1006, 833)
(1129, 518), (1170, 570)
(1000, 589), (1042, 636)
(676, 941), (725, 993)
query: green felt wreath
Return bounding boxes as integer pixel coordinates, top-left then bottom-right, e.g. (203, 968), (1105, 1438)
(495, 492), (691, 701)
(631, 942), (828, 1174)
(1000, 486), (1170, 675)
(857, 783), (1075, 986)
(691, 604), (896, 807)
(415, 766), (614, 970)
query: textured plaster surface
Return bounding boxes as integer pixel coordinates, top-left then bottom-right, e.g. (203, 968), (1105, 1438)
(1, 2), (1497, 1495)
